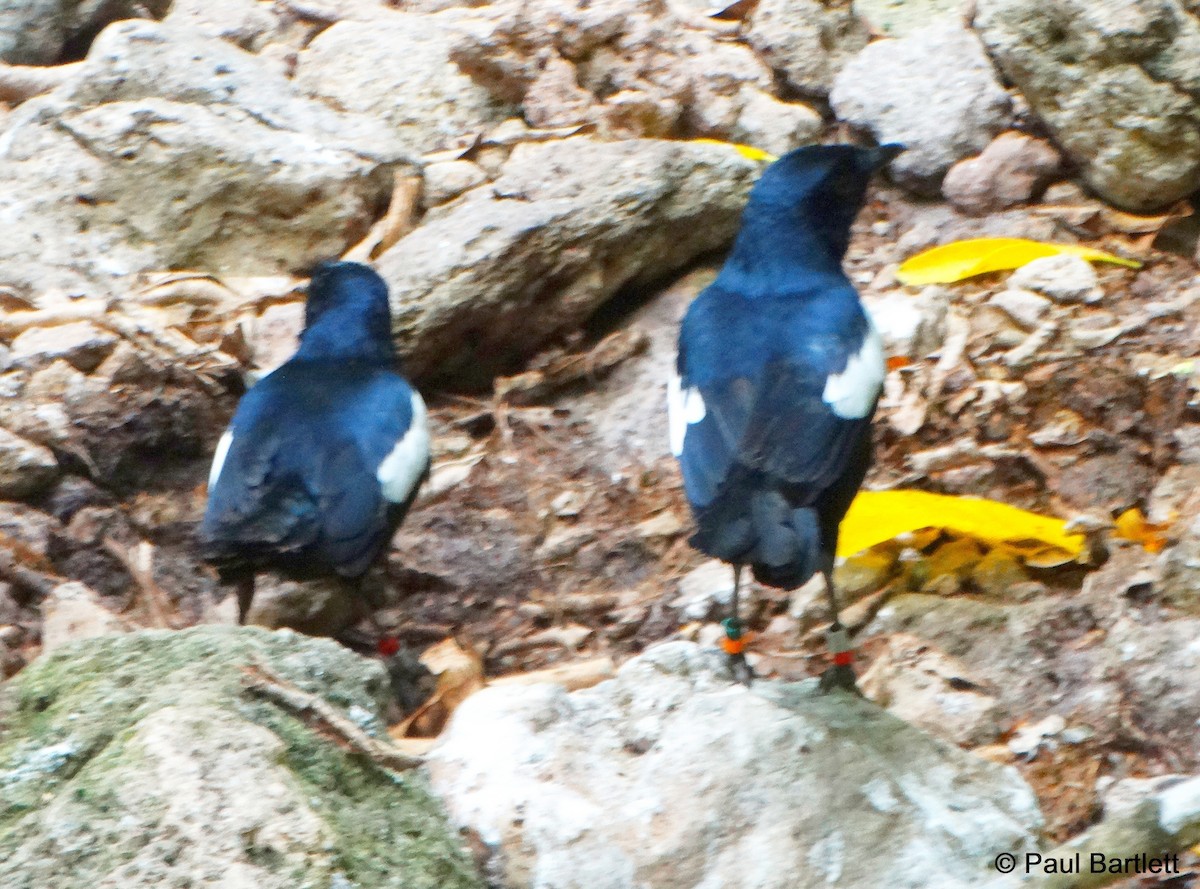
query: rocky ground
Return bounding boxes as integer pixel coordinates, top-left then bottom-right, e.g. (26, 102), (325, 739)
(3, 0), (1200, 887)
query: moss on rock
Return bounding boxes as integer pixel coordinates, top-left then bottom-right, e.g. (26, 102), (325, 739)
(0, 626), (482, 889)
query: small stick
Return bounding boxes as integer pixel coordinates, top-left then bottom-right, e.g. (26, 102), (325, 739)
(489, 656), (615, 691)
(490, 624), (593, 658)
(102, 538), (174, 628)
(242, 661), (424, 771)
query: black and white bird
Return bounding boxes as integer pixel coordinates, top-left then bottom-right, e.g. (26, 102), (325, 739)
(669, 143), (901, 691)
(200, 261), (430, 626)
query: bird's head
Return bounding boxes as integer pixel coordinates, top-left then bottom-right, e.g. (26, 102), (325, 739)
(742, 143), (904, 264)
(298, 260), (395, 363)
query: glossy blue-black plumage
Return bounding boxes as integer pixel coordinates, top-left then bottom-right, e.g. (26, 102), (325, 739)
(675, 144), (898, 589)
(200, 262), (428, 585)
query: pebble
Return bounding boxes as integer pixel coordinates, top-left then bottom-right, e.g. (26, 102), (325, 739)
(988, 288), (1052, 329)
(675, 559), (736, 621)
(1008, 254), (1101, 304)
(9, 321), (118, 373)
(942, 131), (1062, 215)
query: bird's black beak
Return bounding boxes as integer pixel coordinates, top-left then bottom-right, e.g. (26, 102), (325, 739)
(865, 143), (905, 171)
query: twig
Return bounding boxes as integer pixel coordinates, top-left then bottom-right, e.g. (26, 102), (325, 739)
(489, 656), (615, 691)
(0, 302), (108, 337)
(101, 538), (174, 629)
(843, 582), (900, 638)
(273, 0), (343, 24)
(0, 61), (83, 104)
(242, 661), (424, 771)
(343, 171), (422, 262)
(490, 624), (593, 658)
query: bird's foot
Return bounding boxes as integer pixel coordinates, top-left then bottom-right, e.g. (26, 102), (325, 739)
(720, 617), (754, 685)
(818, 663), (861, 696)
(819, 623), (861, 696)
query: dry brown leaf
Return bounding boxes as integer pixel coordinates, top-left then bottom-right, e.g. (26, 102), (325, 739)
(395, 637), (486, 738)
(1113, 508), (1172, 554)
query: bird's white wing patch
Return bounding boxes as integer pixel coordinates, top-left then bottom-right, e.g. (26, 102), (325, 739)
(208, 429), (234, 490)
(377, 390), (431, 503)
(667, 372), (707, 457)
(822, 321), (884, 420)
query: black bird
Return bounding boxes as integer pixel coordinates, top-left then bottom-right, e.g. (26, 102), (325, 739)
(200, 261), (430, 627)
(669, 143), (901, 691)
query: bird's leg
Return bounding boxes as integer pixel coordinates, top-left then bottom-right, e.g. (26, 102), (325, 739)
(721, 564), (753, 685)
(818, 568), (860, 695)
(235, 574), (255, 626)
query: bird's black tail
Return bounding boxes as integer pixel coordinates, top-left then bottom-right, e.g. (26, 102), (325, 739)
(690, 484), (823, 590)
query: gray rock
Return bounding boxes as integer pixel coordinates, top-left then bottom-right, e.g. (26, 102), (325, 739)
(0, 0), (170, 65)
(0, 499), (61, 556)
(942, 131), (1063, 215)
(0, 20), (407, 295)
(745, 0), (870, 96)
(248, 300), (303, 377)
(163, 0), (281, 50)
(40, 580), (128, 652)
(673, 559), (736, 620)
(8, 321), (117, 372)
(0, 0), (62, 65)
(377, 137), (759, 384)
(853, 0), (965, 36)
(867, 542), (1200, 767)
(1161, 512), (1200, 614)
(1008, 254), (1101, 304)
(423, 159), (488, 206)
(975, 0), (1200, 211)
(0, 626), (481, 889)
(732, 89), (823, 157)
(244, 575), (366, 637)
(830, 21), (1013, 194)
(988, 288), (1053, 329)
(426, 641), (1041, 889)
(863, 285), (949, 357)
(0, 427), (58, 499)
(522, 55), (594, 128)
(858, 633), (1005, 747)
(294, 13), (511, 155)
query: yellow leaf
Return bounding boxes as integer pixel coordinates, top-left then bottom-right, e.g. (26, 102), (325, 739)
(1113, 508), (1171, 554)
(690, 138), (778, 163)
(838, 490), (1085, 561)
(896, 237), (1141, 286)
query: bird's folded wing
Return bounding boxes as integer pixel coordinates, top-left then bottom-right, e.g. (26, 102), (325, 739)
(680, 362), (869, 509)
(202, 429), (386, 575)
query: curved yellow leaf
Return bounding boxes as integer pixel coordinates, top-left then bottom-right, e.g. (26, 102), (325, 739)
(838, 489), (1085, 560)
(690, 138), (777, 163)
(896, 237), (1141, 286)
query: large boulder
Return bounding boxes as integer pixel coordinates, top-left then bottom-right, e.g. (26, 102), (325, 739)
(293, 12), (512, 155)
(974, 0), (1200, 211)
(830, 20), (1013, 193)
(0, 626), (482, 889)
(745, 0), (869, 97)
(0, 19), (408, 296)
(377, 136), (760, 385)
(426, 641), (1043, 889)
